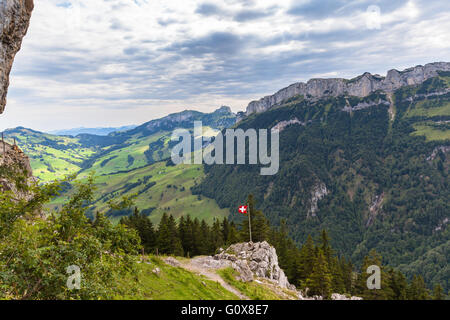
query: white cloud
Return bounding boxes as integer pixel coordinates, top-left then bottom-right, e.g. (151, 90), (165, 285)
(1, 0), (449, 131)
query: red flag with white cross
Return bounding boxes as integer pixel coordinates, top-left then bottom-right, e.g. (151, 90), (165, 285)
(238, 205), (248, 215)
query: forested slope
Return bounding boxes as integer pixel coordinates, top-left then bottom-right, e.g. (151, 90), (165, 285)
(193, 72), (450, 291)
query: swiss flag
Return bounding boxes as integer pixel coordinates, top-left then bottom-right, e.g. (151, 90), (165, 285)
(238, 205), (248, 214)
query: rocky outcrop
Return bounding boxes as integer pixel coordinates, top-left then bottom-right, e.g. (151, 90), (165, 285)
(188, 241), (294, 290)
(246, 62), (450, 116)
(331, 293), (362, 300)
(434, 217), (449, 233)
(403, 87), (450, 103)
(309, 182), (328, 217)
(214, 241), (294, 290)
(426, 145), (450, 161)
(342, 98), (390, 113)
(0, 0), (34, 114)
(0, 140), (34, 200)
(271, 118), (307, 132)
(184, 241), (361, 300)
(366, 193), (384, 227)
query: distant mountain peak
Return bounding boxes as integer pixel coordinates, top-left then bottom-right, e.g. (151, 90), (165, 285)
(126, 107), (236, 136)
(214, 106), (233, 114)
(245, 62), (450, 116)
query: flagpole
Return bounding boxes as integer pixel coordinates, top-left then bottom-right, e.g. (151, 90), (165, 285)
(248, 202), (252, 243)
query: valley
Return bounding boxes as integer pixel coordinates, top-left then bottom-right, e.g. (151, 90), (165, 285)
(2, 107), (236, 223)
(2, 64), (449, 295)
(1, 0), (449, 302)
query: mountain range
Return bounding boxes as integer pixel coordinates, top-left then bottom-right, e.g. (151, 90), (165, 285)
(1, 106), (237, 224)
(48, 125), (137, 137)
(194, 63), (450, 291)
(3, 63), (449, 292)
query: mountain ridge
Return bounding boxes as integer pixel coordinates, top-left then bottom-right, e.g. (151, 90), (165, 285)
(245, 62), (450, 116)
(49, 125), (137, 137)
(195, 66), (450, 290)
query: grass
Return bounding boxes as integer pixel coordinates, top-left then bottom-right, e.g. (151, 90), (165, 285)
(7, 127), (230, 225)
(4, 128), (96, 182)
(87, 132), (169, 176)
(411, 123), (450, 141)
(405, 100), (450, 118)
(49, 160), (230, 225)
(115, 256), (239, 300)
(217, 268), (281, 300)
(85, 126), (218, 177)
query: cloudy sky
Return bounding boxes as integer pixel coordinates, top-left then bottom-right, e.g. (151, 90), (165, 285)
(1, 0), (449, 131)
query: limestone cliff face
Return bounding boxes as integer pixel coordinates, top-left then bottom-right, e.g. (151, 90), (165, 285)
(0, 140), (34, 200)
(0, 0), (34, 114)
(246, 62), (450, 116)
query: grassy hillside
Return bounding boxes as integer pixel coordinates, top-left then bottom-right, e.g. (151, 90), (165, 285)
(51, 161), (229, 224)
(116, 256), (239, 300)
(3, 107), (236, 183)
(85, 131), (170, 176)
(116, 256), (298, 300)
(2, 127), (97, 181)
(2, 107), (236, 224)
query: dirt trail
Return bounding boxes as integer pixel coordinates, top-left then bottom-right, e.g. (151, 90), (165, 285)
(176, 258), (249, 300)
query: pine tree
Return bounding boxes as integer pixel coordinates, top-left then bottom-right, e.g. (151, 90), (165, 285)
(120, 207), (156, 253)
(156, 213), (183, 255)
(432, 284), (444, 300)
(156, 212), (171, 254)
(319, 230), (332, 264)
(386, 268), (408, 300)
(305, 249), (332, 299)
(183, 215), (195, 257)
(226, 221), (239, 245)
(339, 256), (354, 294)
(357, 249), (392, 300)
(221, 217), (230, 244)
(298, 234), (316, 287)
(198, 220), (211, 255)
(167, 214), (184, 256)
(178, 215), (195, 257)
(251, 208), (270, 242)
(329, 256), (345, 293)
(191, 218), (202, 256)
(239, 194), (269, 242)
(408, 275), (430, 300)
(210, 218), (224, 253)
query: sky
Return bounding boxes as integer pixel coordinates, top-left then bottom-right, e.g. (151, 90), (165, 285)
(1, 0), (449, 132)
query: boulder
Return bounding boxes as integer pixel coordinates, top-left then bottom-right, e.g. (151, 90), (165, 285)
(214, 241), (292, 289)
(164, 257), (181, 268)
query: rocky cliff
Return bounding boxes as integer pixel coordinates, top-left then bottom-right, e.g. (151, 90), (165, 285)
(0, 0), (34, 198)
(0, 140), (33, 200)
(246, 62), (450, 115)
(0, 0), (34, 114)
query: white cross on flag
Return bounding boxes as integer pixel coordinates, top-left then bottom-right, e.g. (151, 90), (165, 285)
(238, 205), (248, 215)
